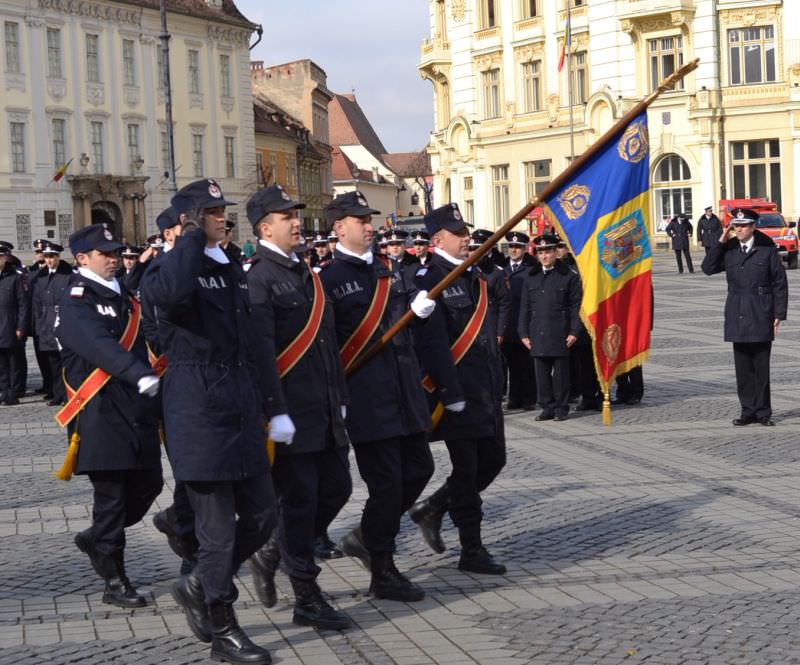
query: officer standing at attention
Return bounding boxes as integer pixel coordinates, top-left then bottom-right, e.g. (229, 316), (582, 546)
(29, 239), (52, 395)
(666, 213), (695, 274)
(140, 179), (287, 665)
(502, 231), (537, 410)
(320, 190), (437, 601)
(32, 242), (73, 406)
(410, 203), (506, 575)
(697, 206), (723, 256)
(54, 224), (162, 608)
(518, 234), (582, 421)
(412, 230), (431, 265)
(702, 208), (788, 426)
(245, 185), (352, 631)
(0, 243), (29, 406)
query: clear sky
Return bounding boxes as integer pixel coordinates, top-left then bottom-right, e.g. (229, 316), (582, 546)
(236, 0), (434, 154)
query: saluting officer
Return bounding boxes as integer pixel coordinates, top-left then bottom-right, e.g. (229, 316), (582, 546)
(702, 208), (788, 426)
(55, 224), (163, 608)
(502, 231), (537, 410)
(245, 185), (352, 631)
(0, 243), (29, 406)
(320, 190), (437, 601)
(410, 203), (507, 575)
(31, 242), (72, 406)
(518, 234), (582, 421)
(140, 179), (285, 665)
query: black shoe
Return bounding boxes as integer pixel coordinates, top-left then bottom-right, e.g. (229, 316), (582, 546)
(74, 529), (117, 579)
(408, 496), (447, 554)
(758, 417), (775, 426)
(369, 553), (425, 602)
(535, 410), (554, 421)
(290, 577), (352, 630)
(313, 533), (343, 560)
(459, 545), (507, 575)
(732, 417), (756, 426)
(172, 572), (211, 643)
(153, 507), (197, 561)
(47, 398), (64, 407)
(340, 527), (371, 570)
(209, 603), (271, 664)
(103, 577), (147, 608)
(250, 535), (280, 608)
(180, 557), (196, 576)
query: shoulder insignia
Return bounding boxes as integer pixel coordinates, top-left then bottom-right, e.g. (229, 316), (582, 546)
(416, 267), (428, 277)
(70, 286), (84, 298)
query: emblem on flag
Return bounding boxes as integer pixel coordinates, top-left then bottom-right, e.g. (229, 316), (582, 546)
(617, 121), (649, 163)
(557, 184), (591, 220)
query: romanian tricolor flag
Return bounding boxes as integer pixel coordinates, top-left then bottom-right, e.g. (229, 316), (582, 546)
(52, 158), (73, 183)
(558, 8), (571, 73)
(543, 111), (653, 408)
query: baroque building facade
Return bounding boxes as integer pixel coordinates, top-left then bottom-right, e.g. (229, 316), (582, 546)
(420, 0), (800, 241)
(0, 0), (257, 247)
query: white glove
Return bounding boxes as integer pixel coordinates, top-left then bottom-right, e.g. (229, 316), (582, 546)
(269, 413), (296, 445)
(341, 405), (347, 420)
(137, 375), (160, 397)
(445, 400), (466, 413)
(411, 290), (436, 319)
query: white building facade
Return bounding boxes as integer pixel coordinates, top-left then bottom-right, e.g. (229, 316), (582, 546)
(420, 0), (800, 241)
(0, 0), (257, 247)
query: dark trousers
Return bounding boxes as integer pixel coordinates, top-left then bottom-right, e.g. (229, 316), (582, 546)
(173, 480), (196, 538)
(574, 344), (601, 402)
(42, 351), (65, 401)
(87, 468), (163, 557)
(615, 366), (644, 402)
(674, 249), (694, 273)
(444, 435), (506, 528)
(534, 356), (571, 415)
(273, 446), (352, 580)
(502, 341), (536, 406)
(733, 341), (772, 420)
(34, 336), (52, 393)
(12, 339), (26, 397)
(185, 473), (275, 605)
(352, 433), (433, 553)
(0, 347), (17, 398)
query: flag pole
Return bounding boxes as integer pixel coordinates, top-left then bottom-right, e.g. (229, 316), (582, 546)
(566, 4), (575, 161)
(345, 58), (700, 378)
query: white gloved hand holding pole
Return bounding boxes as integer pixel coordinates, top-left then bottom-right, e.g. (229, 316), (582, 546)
(411, 290), (436, 319)
(269, 414), (296, 445)
(445, 400), (466, 413)
(137, 375), (160, 397)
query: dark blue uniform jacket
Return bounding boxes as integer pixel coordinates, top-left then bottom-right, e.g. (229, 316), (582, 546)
(0, 264), (29, 348)
(32, 261), (73, 352)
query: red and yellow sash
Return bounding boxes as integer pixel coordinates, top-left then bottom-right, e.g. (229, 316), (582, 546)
(55, 298), (142, 428)
(339, 275), (391, 372)
(422, 278), (489, 393)
(276, 269), (325, 378)
(147, 344), (168, 377)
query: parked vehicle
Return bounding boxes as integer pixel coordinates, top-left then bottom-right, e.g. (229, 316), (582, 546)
(719, 198), (798, 269)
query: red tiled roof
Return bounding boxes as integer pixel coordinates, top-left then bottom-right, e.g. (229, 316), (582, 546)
(123, 0), (256, 29)
(382, 150), (432, 178)
(328, 94), (388, 158)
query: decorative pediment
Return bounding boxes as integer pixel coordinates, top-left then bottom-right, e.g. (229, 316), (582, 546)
(474, 50), (503, 71)
(514, 41), (545, 63)
(451, 0), (467, 23)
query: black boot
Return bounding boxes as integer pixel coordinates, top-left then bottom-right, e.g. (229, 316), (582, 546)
(457, 525), (506, 575)
(313, 531), (343, 559)
(102, 551), (147, 608)
(369, 552), (425, 602)
(408, 485), (449, 554)
(74, 528), (112, 578)
(250, 533), (280, 608)
(172, 572), (211, 643)
(153, 507), (198, 562)
(340, 527), (371, 570)
(209, 603), (272, 664)
(290, 577), (352, 630)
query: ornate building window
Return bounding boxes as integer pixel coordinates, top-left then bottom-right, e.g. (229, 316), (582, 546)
(46, 27), (62, 79)
(122, 39), (136, 87)
(127, 123), (140, 172)
(188, 49), (201, 94)
(481, 68), (502, 119)
(463, 176), (474, 225)
(15, 214), (31, 249)
(90, 121), (104, 174)
(728, 26), (776, 85)
(438, 80), (451, 128)
(648, 36), (683, 92)
(5, 22), (20, 73)
(730, 139), (781, 210)
(492, 164), (510, 228)
(520, 0), (538, 19)
(219, 54), (231, 97)
(653, 154), (692, 230)
(86, 34), (100, 83)
(157, 47), (167, 89)
(520, 60), (542, 112)
(569, 51), (588, 105)
(524, 159), (550, 200)
(192, 133), (204, 177)
(435, 0), (448, 41)
(10, 121), (25, 172)
(51, 118), (66, 169)
(479, 0), (498, 29)
(224, 136), (235, 178)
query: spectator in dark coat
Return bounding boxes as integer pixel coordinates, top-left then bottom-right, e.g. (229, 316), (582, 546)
(697, 206), (723, 255)
(0, 245), (29, 405)
(665, 213), (694, 273)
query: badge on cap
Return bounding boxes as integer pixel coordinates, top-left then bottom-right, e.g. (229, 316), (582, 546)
(357, 194), (368, 207)
(281, 190), (291, 201)
(103, 226), (113, 241)
(208, 179), (222, 199)
(736, 211), (744, 219)
(453, 208), (462, 221)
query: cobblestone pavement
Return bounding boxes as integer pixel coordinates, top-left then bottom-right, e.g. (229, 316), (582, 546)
(1, 251), (799, 665)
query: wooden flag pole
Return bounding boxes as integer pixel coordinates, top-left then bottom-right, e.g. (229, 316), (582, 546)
(345, 58), (700, 378)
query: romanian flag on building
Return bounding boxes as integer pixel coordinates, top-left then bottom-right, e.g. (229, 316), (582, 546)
(558, 7), (571, 73)
(543, 111), (653, 406)
(52, 158), (73, 183)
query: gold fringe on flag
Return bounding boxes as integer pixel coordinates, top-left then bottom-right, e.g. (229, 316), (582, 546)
(53, 432), (80, 481)
(602, 391), (612, 427)
(266, 437), (275, 466)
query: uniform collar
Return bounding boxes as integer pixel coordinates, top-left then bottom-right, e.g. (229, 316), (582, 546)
(335, 244), (373, 265)
(204, 244), (230, 264)
(259, 239), (299, 263)
(77, 266), (121, 295)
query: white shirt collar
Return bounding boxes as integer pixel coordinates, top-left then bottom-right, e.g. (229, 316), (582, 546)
(434, 247), (466, 267)
(741, 237), (755, 252)
(336, 243), (373, 265)
(259, 239), (299, 263)
(204, 244), (230, 264)
(163, 242), (173, 253)
(78, 266), (121, 295)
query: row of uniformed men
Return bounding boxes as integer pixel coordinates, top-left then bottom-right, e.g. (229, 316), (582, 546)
(55, 180), (522, 665)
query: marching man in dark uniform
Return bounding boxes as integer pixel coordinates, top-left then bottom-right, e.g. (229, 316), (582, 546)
(502, 231), (537, 410)
(32, 242), (73, 406)
(54, 224), (163, 608)
(385, 229), (419, 274)
(702, 208), (788, 426)
(410, 203), (507, 575)
(245, 185), (352, 630)
(666, 213), (695, 274)
(140, 179), (286, 665)
(518, 234), (582, 421)
(320, 190), (437, 601)
(0, 243), (29, 406)
(697, 206), (722, 256)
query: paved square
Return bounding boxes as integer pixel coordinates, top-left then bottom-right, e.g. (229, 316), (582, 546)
(1, 251), (798, 664)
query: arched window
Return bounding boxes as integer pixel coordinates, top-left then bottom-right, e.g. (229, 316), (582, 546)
(653, 154), (692, 231)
